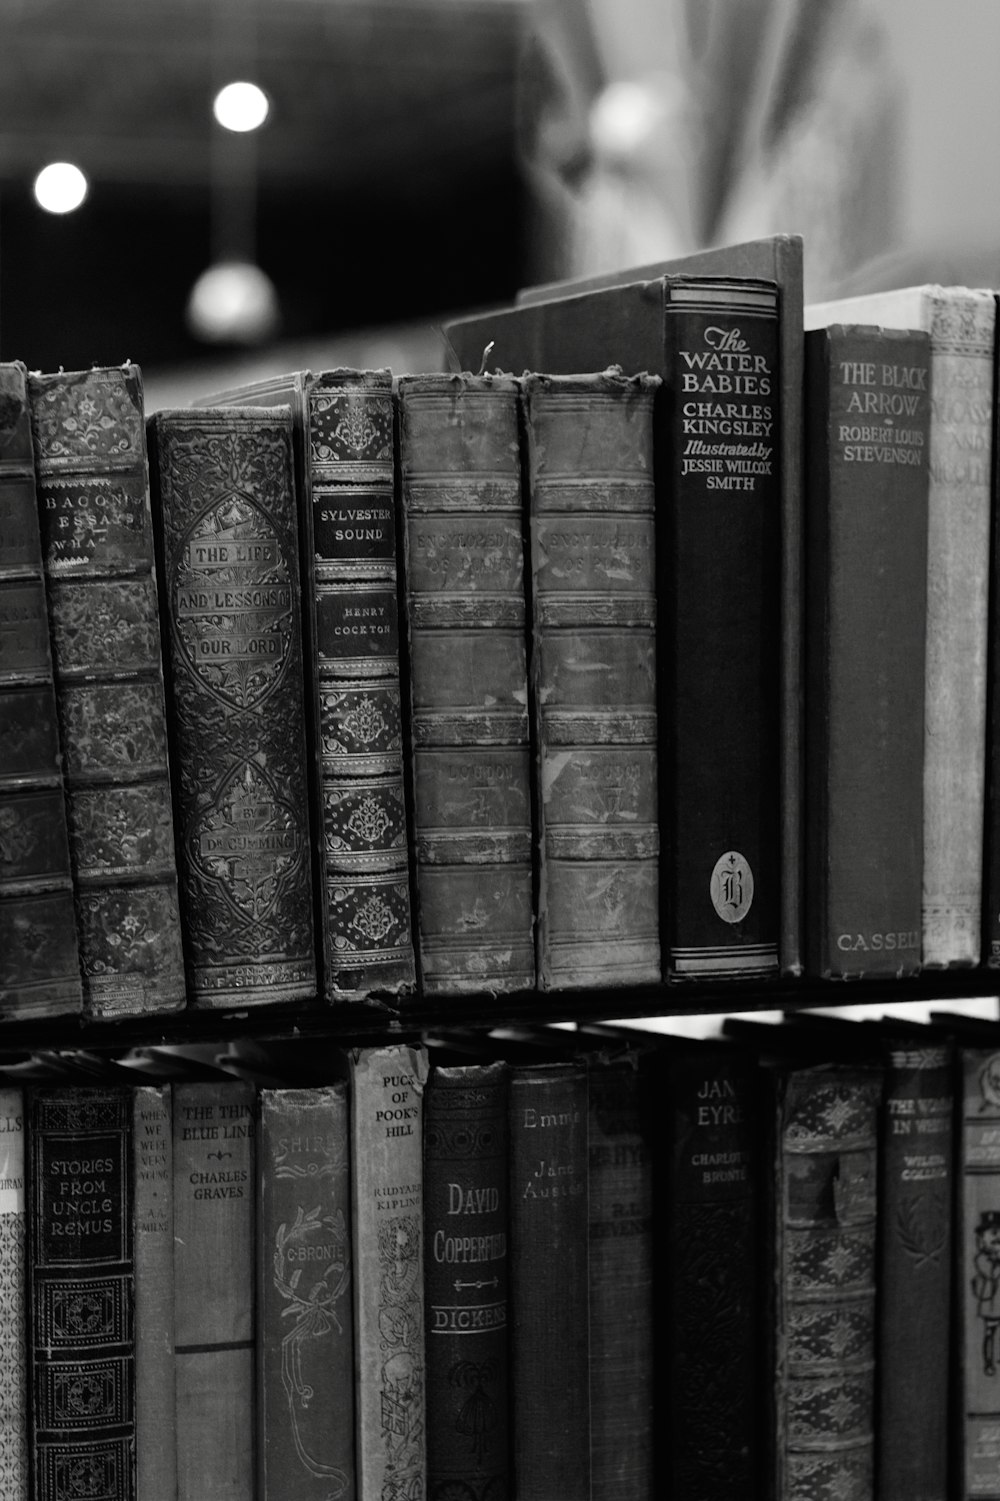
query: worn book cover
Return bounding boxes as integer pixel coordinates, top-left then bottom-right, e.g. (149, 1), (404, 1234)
(398, 372), (533, 995)
(132, 1084), (174, 1501)
(0, 361), (81, 1020)
(423, 1059), (509, 1501)
(0, 1086), (27, 1501)
(257, 1084), (354, 1501)
(172, 1078), (255, 1501)
(147, 406), (316, 1007)
(198, 369), (415, 1001)
(28, 1086), (135, 1501)
(806, 287), (996, 968)
(28, 364), (184, 1018)
(523, 367), (661, 989)
(803, 325), (931, 978)
(445, 234), (805, 978)
(508, 1059), (590, 1501)
(349, 1043), (429, 1501)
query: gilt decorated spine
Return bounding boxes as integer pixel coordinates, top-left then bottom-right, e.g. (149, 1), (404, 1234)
(28, 365), (184, 1018)
(956, 1044), (1000, 1501)
(0, 361), (81, 1019)
(769, 1065), (880, 1501)
(0, 1085), (27, 1501)
(257, 1085), (354, 1501)
(350, 1043), (429, 1501)
(523, 368), (660, 989)
(28, 1086), (135, 1501)
(398, 373), (533, 994)
(803, 325), (930, 978)
(171, 1079), (255, 1501)
(423, 1060), (509, 1501)
(147, 407), (315, 1007)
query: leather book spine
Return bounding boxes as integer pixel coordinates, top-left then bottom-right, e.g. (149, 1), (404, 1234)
(919, 291), (995, 966)
(984, 291), (1000, 967)
(132, 1084), (174, 1501)
(876, 1040), (952, 1501)
(257, 1084), (354, 1501)
(0, 361), (81, 1020)
(522, 368), (661, 989)
(27, 365), (185, 1018)
(305, 370), (415, 999)
(770, 1065), (881, 1501)
(587, 1051), (653, 1501)
(349, 1043), (429, 1501)
(661, 278), (781, 979)
(0, 1086), (27, 1500)
(803, 325), (930, 978)
(508, 1060), (590, 1501)
(147, 407), (316, 1007)
(171, 1079), (255, 1501)
(28, 1086), (135, 1501)
(398, 373), (533, 994)
(423, 1060), (509, 1501)
(661, 1042), (761, 1500)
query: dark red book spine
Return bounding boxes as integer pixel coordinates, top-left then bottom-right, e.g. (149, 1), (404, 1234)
(661, 279), (781, 980)
(804, 325), (930, 978)
(423, 1061), (509, 1501)
(0, 360), (81, 1019)
(508, 1061), (589, 1501)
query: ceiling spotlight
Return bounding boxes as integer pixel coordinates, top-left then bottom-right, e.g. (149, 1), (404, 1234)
(213, 82), (270, 133)
(34, 161), (89, 214)
(186, 260), (281, 345)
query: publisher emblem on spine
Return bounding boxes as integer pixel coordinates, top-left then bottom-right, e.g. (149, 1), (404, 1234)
(711, 851), (754, 924)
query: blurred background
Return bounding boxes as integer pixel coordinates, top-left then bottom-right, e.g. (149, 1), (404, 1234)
(0, 0), (997, 407)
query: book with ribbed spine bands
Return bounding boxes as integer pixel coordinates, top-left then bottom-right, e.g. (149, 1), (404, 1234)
(0, 361), (81, 1020)
(198, 369), (415, 1001)
(522, 367), (660, 989)
(397, 373), (533, 994)
(28, 364), (184, 1018)
(147, 405), (316, 1007)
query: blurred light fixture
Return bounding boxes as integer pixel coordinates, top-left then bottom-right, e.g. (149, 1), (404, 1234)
(34, 161), (89, 214)
(213, 81), (270, 133)
(185, 259), (280, 344)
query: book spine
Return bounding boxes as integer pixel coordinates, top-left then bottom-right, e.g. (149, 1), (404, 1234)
(523, 368), (661, 989)
(257, 1085), (354, 1501)
(587, 1053), (653, 1501)
(508, 1061), (590, 1501)
(423, 1060), (509, 1501)
(28, 1086), (135, 1501)
(147, 407), (316, 1007)
(132, 1084), (174, 1501)
(876, 1041), (952, 1501)
(350, 1043), (429, 1501)
(171, 1079), (255, 1501)
(921, 290), (995, 965)
(398, 373), (533, 994)
(0, 362), (82, 1020)
(305, 371), (415, 999)
(27, 365), (185, 1018)
(662, 1044), (761, 1500)
(662, 278), (781, 979)
(771, 1066), (880, 1501)
(984, 291), (1000, 967)
(803, 326), (930, 978)
(0, 1086), (27, 1501)
(957, 1045), (1000, 1501)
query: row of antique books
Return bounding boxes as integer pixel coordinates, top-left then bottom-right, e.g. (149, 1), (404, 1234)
(0, 1009), (997, 1501)
(7, 231), (1000, 1020)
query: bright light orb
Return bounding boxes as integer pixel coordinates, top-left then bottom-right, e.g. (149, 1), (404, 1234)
(34, 161), (89, 214)
(186, 260), (281, 345)
(213, 81), (270, 133)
